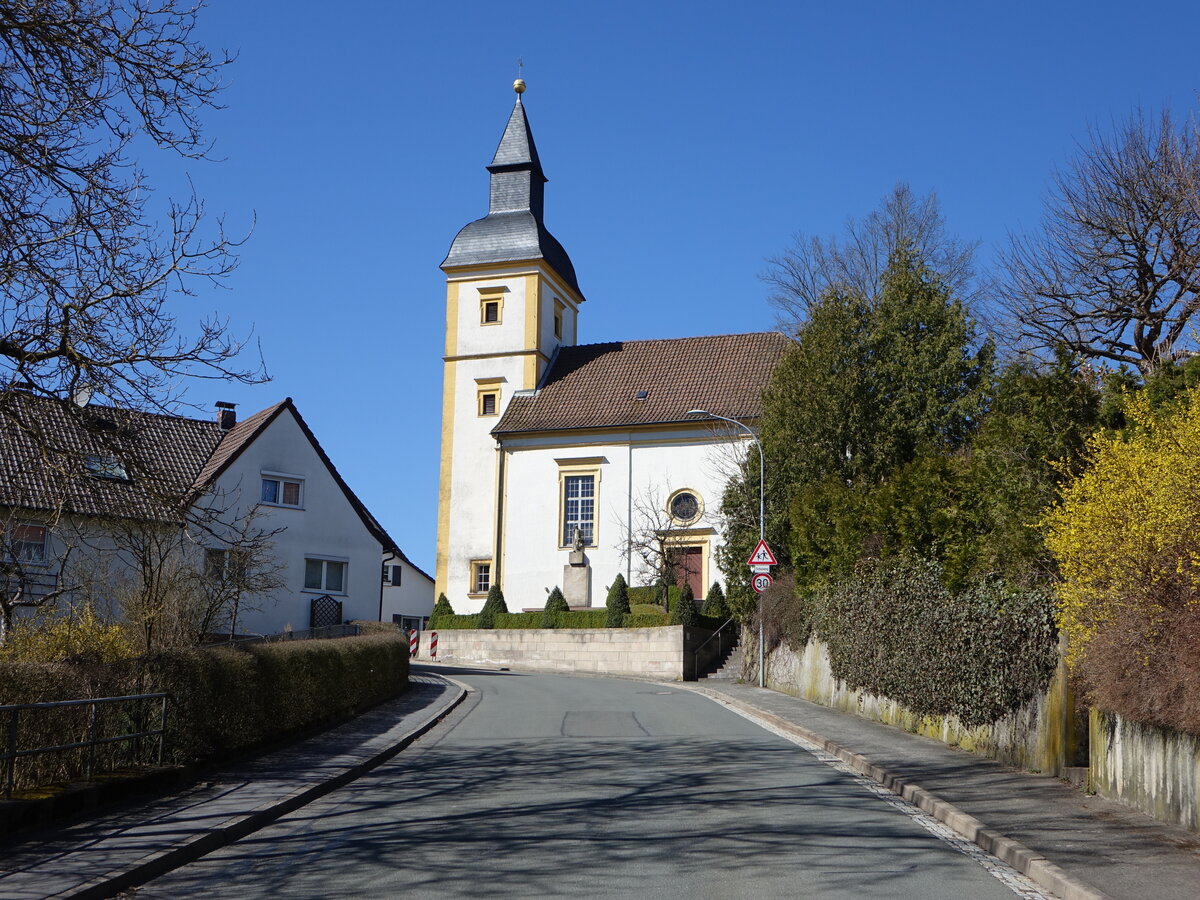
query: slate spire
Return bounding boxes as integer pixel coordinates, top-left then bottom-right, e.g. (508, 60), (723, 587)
(486, 97), (546, 219)
(441, 82), (583, 300)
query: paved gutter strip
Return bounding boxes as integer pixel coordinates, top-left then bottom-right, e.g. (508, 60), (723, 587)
(684, 684), (1111, 900)
(8, 675), (467, 900)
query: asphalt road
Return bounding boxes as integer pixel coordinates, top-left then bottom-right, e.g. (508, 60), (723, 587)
(128, 668), (1047, 899)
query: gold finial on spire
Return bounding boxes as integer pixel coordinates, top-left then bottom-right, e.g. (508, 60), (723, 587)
(513, 57), (526, 95)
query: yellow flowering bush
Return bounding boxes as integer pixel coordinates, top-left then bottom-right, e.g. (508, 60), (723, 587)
(1, 604), (138, 663)
(1044, 389), (1200, 731)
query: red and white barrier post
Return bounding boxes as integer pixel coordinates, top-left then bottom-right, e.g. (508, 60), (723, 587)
(409, 630), (419, 658)
(429, 631), (438, 658)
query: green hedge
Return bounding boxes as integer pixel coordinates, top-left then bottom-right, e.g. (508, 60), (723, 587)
(429, 609), (725, 631)
(0, 633), (409, 796)
(628, 585), (684, 608)
(812, 555), (1059, 728)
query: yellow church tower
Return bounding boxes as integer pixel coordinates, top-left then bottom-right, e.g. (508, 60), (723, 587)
(435, 80), (586, 609)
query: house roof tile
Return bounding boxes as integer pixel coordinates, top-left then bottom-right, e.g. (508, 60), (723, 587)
(493, 332), (790, 435)
(0, 394), (408, 562)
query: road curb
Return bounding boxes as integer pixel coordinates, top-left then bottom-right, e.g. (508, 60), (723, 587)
(683, 684), (1110, 900)
(56, 677), (468, 900)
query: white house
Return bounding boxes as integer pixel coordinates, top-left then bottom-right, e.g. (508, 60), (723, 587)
(0, 392), (422, 638)
(435, 83), (787, 613)
(381, 549), (435, 631)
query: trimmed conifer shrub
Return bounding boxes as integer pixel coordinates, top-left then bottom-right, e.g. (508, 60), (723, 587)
(542, 587), (569, 628)
(669, 583), (698, 626)
(429, 593), (454, 628)
(477, 584), (508, 629)
(605, 573), (631, 628)
(701, 582), (730, 618)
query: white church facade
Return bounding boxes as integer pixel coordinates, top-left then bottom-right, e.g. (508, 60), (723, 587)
(435, 82), (787, 613)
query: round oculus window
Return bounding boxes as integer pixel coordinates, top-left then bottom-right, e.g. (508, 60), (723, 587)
(670, 491), (700, 523)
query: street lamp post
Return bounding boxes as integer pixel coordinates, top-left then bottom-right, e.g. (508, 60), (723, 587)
(687, 409), (766, 688)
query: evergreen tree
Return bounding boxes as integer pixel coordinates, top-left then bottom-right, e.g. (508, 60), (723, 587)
(669, 583), (697, 626)
(726, 242), (992, 593)
(604, 574), (630, 628)
(541, 587), (569, 628)
(701, 582), (730, 618)
(477, 584), (507, 629)
(429, 593), (453, 628)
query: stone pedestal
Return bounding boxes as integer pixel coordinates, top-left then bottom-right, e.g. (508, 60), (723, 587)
(563, 563), (592, 607)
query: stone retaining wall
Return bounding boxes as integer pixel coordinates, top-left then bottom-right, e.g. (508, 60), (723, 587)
(1090, 710), (1200, 832)
(426, 626), (724, 681)
(760, 635), (1077, 777)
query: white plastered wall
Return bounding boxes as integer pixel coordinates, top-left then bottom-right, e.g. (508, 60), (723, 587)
(441, 271), (531, 605)
(479, 426), (746, 613)
(207, 409), (384, 634)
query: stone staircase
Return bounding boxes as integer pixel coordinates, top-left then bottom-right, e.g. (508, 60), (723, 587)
(702, 646), (745, 682)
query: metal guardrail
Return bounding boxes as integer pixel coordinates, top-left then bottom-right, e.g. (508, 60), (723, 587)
(693, 617), (739, 678)
(1, 692), (168, 799)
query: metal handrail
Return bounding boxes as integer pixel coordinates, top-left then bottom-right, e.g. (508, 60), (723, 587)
(2, 692), (168, 799)
(692, 617), (739, 678)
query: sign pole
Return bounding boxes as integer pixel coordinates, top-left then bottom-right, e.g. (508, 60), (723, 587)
(688, 409), (768, 688)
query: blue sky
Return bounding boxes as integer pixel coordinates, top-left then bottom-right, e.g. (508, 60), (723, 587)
(153, 0), (1200, 572)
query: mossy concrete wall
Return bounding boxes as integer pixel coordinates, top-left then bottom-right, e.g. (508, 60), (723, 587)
(1090, 710), (1200, 832)
(428, 626), (719, 681)
(759, 635), (1076, 776)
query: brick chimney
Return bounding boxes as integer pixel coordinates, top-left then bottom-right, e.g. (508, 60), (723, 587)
(215, 401), (237, 431)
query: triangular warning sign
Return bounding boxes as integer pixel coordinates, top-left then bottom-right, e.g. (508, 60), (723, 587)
(747, 539), (777, 566)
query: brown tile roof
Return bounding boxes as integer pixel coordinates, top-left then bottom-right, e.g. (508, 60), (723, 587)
(0, 395), (405, 559)
(493, 332), (790, 435)
(0, 392), (225, 523)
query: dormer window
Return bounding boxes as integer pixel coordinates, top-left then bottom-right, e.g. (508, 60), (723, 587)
(85, 454), (128, 481)
(261, 473), (303, 508)
(635, 390), (649, 401)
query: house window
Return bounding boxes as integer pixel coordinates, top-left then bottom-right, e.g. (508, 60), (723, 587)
(11, 524), (47, 562)
(261, 475), (303, 507)
(84, 454), (128, 481)
(479, 390), (498, 417)
(382, 564), (402, 586)
(553, 300), (564, 340)
(562, 474), (595, 546)
(205, 548), (227, 580)
(205, 547), (247, 582)
(470, 560), (491, 595)
(304, 557), (346, 594)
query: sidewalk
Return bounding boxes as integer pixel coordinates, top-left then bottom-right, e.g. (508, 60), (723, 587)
(0, 672), (466, 900)
(684, 680), (1200, 900)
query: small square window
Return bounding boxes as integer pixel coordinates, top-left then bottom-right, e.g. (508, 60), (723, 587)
(11, 524), (47, 563)
(304, 557), (347, 594)
(479, 391), (498, 417)
(471, 561), (491, 595)
(262, 476), (303, 507)
(482, 300), (500, 324)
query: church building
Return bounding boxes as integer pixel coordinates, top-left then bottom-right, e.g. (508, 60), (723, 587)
(435, 80), (787, 612)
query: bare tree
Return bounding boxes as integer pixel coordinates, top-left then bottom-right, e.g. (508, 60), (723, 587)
(765, 183), (980, 329)
(616, 486), (710, 602)
(1000, 108), (1200, 375)
(0, 0), (262, 410)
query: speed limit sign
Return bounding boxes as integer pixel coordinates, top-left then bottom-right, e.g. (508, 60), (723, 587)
(752, 572), (773, 593)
